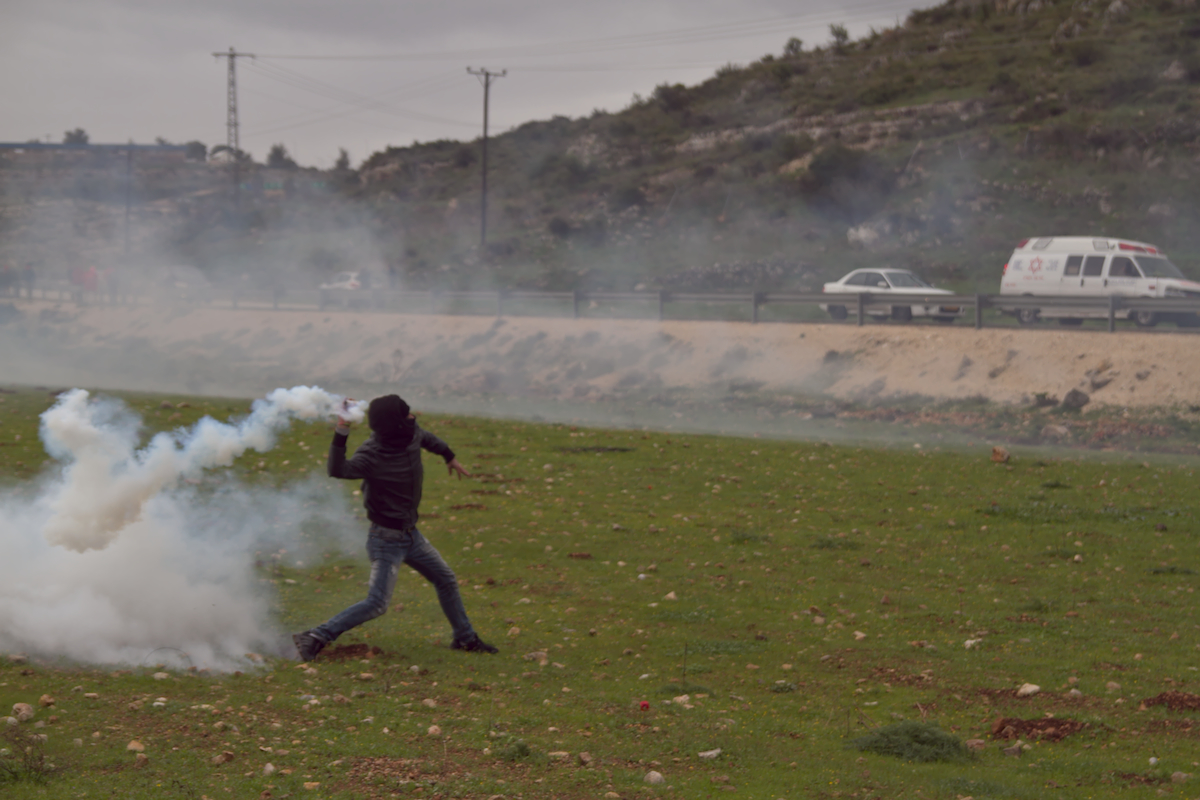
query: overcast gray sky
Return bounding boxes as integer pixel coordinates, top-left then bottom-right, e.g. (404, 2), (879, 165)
(2, 0), (928, 168)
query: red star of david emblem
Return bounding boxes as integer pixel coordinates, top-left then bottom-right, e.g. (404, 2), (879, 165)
(1028, 257), (1044, 274)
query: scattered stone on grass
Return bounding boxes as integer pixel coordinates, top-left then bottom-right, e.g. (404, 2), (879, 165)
(211, 751), (235, 765)
(421, 698), (437, 708)
(38, 694), (54, 707)
(644, 770), (665, 784)
(991, 446), (1010, 463)
(263, 763), (276, 776)
(134, 753), (149, 769)
(7, 655), (27, 664)
(12, 703), (34, 722)
(126, 740), (145, 752)
(965, 739), (986, 752)
(152, 672), (169, 680)
(698, 748), (722, 760)
(523, 651), (549, 665)
(991, 716), (1087, 742)
(1016, 683), (1041, 697)
(578, 751), (593, 765)
(427, 725), (442, 736)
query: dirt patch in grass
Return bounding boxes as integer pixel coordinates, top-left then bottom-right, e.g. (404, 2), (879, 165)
(1119, 771), (1168, 786)
(321, 644), (385, 662)
(1142, 691), (1200, 712)
(990, 716), (1087, 742)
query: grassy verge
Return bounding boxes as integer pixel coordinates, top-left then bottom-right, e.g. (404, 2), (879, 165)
(2, 386), (1198, 799)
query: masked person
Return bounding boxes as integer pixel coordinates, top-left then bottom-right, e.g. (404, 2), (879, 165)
(292, 395), (497, 661)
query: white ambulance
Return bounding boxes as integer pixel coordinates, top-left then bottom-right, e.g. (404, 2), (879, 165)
(999, 236), (1200, 327)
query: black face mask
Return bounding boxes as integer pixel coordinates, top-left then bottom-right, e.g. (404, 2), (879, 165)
(368, 395), (416, 445)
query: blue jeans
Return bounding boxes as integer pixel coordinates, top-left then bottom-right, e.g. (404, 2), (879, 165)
(312, 524), (475, 644)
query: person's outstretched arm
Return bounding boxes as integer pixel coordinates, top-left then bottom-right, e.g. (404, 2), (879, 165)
(419, 429), (472, 479)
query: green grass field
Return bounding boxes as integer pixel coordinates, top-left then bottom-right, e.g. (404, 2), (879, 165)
(2, 386), (1198, 799)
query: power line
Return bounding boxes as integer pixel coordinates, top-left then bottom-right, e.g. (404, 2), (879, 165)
(252, 0), (919, 62)
(242, 61), (473, 131)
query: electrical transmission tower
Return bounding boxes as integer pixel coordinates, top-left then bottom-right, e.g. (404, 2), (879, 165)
(212, 46), (255, 205)
(466, 67), (505, 250)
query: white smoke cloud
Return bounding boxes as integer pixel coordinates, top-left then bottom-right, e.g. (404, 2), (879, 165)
(39, 386), (363, 553)
(0, 385), (366, 670)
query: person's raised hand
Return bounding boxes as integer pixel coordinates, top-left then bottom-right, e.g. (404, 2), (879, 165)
(337, 398), (356, 429)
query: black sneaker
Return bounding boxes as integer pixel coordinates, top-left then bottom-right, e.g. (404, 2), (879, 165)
(451, 634), (498, 654)
(292, 631), (327, 662)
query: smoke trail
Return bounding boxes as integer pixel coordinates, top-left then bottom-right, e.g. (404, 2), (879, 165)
(40, 386), (364, 553)
(0, 386), (365, 670)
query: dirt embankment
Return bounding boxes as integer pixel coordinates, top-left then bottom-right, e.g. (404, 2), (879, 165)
(1, 299), (1196, 411)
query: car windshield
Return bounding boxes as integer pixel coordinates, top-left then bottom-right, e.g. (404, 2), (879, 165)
(1134, 256), (1185, 279)
(885, 272), (932, 288)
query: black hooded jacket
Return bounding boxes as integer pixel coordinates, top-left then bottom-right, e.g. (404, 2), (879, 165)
(327, 424), (456, 531)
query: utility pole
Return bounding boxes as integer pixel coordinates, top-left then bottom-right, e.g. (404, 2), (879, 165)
(124, 142), (132, 256)
(213, 47), (254, 207)
(466, 67), (505, 250)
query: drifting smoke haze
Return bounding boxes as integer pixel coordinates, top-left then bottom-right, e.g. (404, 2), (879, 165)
(0, 386), (366, 670)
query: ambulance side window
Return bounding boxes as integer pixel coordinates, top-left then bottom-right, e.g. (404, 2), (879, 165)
(1108, 256), (1141, 278)
(1064, 256), (1083, 277)
(1082, 256), (1105, 277)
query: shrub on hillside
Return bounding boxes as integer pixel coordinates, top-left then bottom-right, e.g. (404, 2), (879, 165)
(653, 83), (691, 112)
(1067, 40), (1106, 66)
(799, 143), (894, 222)
(610, 184), (646, 211)
(454, 144), (476, 169)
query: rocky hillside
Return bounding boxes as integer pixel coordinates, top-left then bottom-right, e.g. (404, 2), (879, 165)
(352, 0), (1200, 293)
(5, 0), (1199, 295)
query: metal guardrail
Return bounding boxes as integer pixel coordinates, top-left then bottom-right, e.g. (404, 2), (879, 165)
(11, 285), (1200, 332)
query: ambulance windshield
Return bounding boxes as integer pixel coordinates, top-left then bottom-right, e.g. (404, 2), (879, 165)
(1134, 256), (1185, 279)
(885, 272), (933, 288)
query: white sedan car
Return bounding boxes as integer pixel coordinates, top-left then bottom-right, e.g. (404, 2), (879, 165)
(820, 269), (962, 322)
(319, 271), (362, 291)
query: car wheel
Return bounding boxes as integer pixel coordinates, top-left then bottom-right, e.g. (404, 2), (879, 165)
(932, 316), (956, 324)
(1058, 318), (1083, 326)
(828, 305), (848, 321)
(1016, 308), (1040, 325)
(890, 306), (913, 323)
(1133, 310), (1158, 328)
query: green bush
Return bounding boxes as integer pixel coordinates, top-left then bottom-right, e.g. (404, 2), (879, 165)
(851, 721), (970, 763)
(799, 143), (894, 222)
(610, 184), (646, 211)
(775, 133), (815, 162)
(499, 740), (532, 761)
(1068, 40), (1106, 67)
